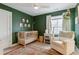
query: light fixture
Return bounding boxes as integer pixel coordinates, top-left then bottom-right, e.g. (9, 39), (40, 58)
(33, 4), (39, 10)
(34, 6), (39, 9)
(26, 19), (29, 23)
(22, 19), (25, 22)
(20, 18), (31, 29)
(28, 24), (30, 27)
(20, 23), (23, 27)
(24, 24), (27, 27)
(67, 9), (71, 16)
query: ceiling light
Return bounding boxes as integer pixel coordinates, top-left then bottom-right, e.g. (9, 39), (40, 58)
(34, 6), (39, 9)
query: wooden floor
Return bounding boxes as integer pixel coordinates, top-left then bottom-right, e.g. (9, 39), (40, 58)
(4, 41), (79, 55)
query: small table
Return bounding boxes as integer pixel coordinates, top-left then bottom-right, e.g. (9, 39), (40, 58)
(44, 33), (53, 44)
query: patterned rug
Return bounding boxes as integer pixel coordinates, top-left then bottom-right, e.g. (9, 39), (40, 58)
(4, 41), (61, 55)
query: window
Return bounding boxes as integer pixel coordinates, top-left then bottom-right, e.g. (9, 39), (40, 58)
(51, 15), (63, 36)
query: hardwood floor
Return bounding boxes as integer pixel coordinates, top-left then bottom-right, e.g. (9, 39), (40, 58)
(4, 41), (79, 55)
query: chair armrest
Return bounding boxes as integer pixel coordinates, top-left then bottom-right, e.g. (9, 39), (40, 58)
(62, 39), (74, 43)
(62, 39), (75, 54)
(50, 37), (61, 44)
(50, 37), (54, 43)
(62, 39), (75, 49)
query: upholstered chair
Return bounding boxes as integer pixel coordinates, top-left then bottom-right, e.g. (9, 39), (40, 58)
(50, 31), (75, 55)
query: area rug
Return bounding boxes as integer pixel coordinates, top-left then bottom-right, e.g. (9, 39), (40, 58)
(4, 42), (62, 55)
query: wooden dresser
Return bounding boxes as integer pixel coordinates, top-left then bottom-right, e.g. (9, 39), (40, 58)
(18, 31), (38, 45)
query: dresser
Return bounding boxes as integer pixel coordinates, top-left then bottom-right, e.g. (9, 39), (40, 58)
(18, 31), (38, 45)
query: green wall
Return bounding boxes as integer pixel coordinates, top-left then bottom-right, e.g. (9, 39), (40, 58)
(0, 3), (77, 47)
(33, 8), (75, 36)
(0, 4), (33, 44)
(75, 4), (79, 48)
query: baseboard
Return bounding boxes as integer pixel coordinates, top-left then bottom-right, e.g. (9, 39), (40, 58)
(75, 46), (79, 52)
(10, 43), (18, 48)
(4, 43), (18, 50)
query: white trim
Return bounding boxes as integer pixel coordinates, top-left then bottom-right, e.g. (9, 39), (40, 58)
(0, 9), (12, 49)
(75, 46), (79, 52)
(4, 43), (18, 49)
(9, 12), (12, 45)
(51, 15), (63, 20)
(9, 43), (18, 48)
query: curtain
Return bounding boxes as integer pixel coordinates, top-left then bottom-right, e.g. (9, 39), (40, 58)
(46, 15), (52, 34)
(62, 11), (71, 31)
(63, 18), (71, 31)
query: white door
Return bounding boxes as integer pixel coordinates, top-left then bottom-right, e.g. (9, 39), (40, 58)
(0, 9), (12, 49)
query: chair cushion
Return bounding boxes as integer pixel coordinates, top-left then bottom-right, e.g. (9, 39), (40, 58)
(53, 41), (63, 45)
(59, 31), (74, 39)
(52, 41), (64, 48)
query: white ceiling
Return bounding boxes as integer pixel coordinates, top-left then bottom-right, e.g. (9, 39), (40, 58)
(3, 3), (77, 16)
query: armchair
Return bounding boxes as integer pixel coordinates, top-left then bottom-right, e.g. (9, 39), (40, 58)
(50, 31), (75, 55)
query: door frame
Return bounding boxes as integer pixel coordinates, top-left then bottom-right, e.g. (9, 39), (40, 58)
(0, 9), (12, 48)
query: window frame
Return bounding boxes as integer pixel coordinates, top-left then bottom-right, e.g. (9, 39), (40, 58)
(51, 15), (63, 36)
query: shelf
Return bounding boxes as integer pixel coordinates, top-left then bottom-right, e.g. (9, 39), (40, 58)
(44, 33), (51, 44)
(45, 39), (50, 40)
(45, 41), (50, 43)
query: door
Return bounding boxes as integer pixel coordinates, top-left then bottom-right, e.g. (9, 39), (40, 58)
(0, 9), (12, 49)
